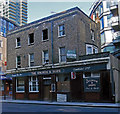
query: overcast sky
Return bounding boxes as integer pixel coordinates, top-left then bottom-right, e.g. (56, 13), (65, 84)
(28, 2), (93, 23)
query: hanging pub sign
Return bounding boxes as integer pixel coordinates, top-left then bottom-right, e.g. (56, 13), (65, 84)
(71, 72), (76, 79)
(67, 50), (76, 59)
(50, 84), (56, 92)
(84, 77), (100, 92)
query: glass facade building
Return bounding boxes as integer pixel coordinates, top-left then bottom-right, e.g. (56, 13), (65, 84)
(0, 16), (18, 37)
(89, 0), (118, 53)
(0, 0), (27, 26)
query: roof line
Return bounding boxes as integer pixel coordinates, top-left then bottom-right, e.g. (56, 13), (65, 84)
(8, 6), (96, 35)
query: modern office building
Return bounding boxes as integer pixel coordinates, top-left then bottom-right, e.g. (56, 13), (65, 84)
(0, 16), (18, 98)
(0, 0), (28, 26)
(110, 0), (120, 59)
(0, 16), (18, 37)
(89, 0), (119, 54)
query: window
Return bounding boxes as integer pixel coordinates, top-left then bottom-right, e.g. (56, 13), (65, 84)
(59, 47), (66, 62)
(100, 17), (104, 30)
(58, 24), (65, 37)
(28, 33), (34, 45)
(0, 40), (3, 47)
(93, 47), (98, 54)
(91, 29), (95, 41)
(29, 53), (34, 67)
(99, 3), (103, 16)
(83, 72), (100, 78)
(42, 29), (48, 41)
(107, 14), (112, 27)
(86, 45), (93, 55)
(103, 45), (115, 53)
(0, 81), (4, 91)
(106, 1), (111, 9)
(0, 67), (2, 71)
(16, 56), (21, 68)
(43, 50), (49, 64)
(16, 77), (25, 92)
(86, 44), (98, 55)
(101, 32), (105, 45)
(29, 76), (38, 92)
(0, 53), (2, 60)
(16, 37), (21, 47)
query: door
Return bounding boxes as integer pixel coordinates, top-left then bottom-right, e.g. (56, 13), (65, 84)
(43, 78), (51, 101)
(43, 85), (51, 101)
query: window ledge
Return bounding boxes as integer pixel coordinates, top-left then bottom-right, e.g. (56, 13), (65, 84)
(58, 35), (66, 38)
(59, 61), (67, 65)
(28, 43), (34, 46)
(15, 46), (21, 49)
(42, 39), (49, 42)
(29, 91), (39, 93)
(16, 91), (25, 93)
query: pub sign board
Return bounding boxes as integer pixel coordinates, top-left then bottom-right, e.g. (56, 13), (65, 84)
(84, 77), (100, 92)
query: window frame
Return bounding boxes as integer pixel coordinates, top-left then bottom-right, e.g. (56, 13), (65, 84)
(16, 37), (21, 48)
(29, 53), (34, 67)
(16, 56), (21, 68)
(0, 40), (3, 47)
(58, 24), (65, 37)
(0, 53), (2, 60)
(86, 44), (98, 55)
(91, 29), (95, 41)
(86, 44), (93, 55)
(42, 50), (49, 64)
(42, 28), (49, 41)
(59, 47), (66, 63)
(16, 77), (25, 92)
(28, 33), (34, 45)
(29, 76), (39, 92)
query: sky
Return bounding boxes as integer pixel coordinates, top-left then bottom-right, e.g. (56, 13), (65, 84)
(28, 2), (94, 23)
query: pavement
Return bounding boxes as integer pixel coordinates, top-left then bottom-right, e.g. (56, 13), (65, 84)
(1, 99), (120, 108)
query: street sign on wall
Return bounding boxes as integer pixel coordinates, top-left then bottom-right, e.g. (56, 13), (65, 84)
(67, 50), (76, 59)
(84, 77), (100, 92)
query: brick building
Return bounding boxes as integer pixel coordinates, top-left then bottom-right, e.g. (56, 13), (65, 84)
(6, 7), (120, 102)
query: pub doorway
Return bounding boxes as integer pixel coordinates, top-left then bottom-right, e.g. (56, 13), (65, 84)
(43, 76), (51, 101)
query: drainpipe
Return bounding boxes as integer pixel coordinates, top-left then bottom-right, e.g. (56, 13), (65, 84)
(110, 67), (115, 99)
(51, 21), (54, 65)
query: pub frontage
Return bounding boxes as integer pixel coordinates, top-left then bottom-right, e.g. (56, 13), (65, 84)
(6, 52), (120, 103)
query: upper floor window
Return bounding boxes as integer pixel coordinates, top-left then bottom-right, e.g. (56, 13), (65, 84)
(59, 47), (66, 63)
(0, 40), (3, 47)
(29, 76), (38, 92)
(86, 44), (98, 55)
(16, 37), (21, 47)
(58, 24), (65, 37)
(101, 32), (105, 45)
(28, 33), (34, 45)
(16, 77), (25, 92)
(0, 53), (2, 60)
(29, 53), (34, 67)
(100, 17), (104, 30)
(42, 50), (49, 64)
(106, 1), (111, 9)
(16, 56), (21, 68)
(91, 29), (95, 41)
(42, 29), (48, 41)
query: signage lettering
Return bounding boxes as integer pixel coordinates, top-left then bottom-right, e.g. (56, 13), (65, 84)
(84, 77), (100, 92)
